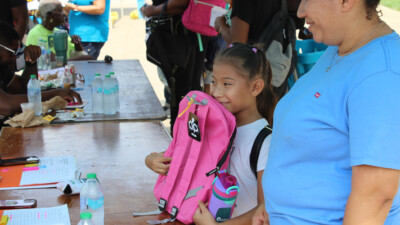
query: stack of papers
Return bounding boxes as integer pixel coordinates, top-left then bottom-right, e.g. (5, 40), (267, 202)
(0, 156), (77, 190)
(0, 205), (71, 225)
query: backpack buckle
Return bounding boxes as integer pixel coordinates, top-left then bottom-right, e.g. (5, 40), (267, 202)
(158, 198), (167, 212)
(170, 206), (179, 220)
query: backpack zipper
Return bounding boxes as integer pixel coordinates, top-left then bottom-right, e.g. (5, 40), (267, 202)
(206, 128), (237, 177)
(194, 0), (218, 7)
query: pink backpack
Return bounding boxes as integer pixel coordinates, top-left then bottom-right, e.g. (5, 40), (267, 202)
(153, 91), (236, 224)
(182, 0), (226, 37)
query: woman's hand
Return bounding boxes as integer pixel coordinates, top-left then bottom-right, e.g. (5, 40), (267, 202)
(70, 35), (84, 51)
(252, 203), (269, 225)
(64, 3), (77, 12)
(214, 15), (227, 33)
(55, 89), (83, 104)
(193, 201), (217, 225)
(140, 4), (156, 18)
(24, 45), (41, 64)
(145, 152), (172, 175)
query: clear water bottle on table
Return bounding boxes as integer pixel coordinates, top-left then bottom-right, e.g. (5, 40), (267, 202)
(77, 212), (95, 225)
(109, 72), (119, 112)
(102, 74), (116, 115)
(80, 173), (104, 225)
(92, 73), (103, 114)
(27, 75), (42, 116)
(38, 39), (51, 70)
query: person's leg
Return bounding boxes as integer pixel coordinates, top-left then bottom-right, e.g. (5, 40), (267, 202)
(157, 67), (171, 111)
(81, 42), (105, 60)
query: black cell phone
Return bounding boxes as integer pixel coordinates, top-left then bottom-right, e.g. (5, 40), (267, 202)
(0, 156), (40, 166)
(0, 199), (37, 209)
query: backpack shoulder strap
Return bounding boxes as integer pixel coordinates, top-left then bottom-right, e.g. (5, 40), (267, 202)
(250, 125), (272, 178)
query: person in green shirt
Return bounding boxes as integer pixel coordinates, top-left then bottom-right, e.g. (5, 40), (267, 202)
(26, 0), (92, 61)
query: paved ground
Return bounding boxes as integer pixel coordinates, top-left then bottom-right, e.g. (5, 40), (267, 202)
(98, 5), (400, 132)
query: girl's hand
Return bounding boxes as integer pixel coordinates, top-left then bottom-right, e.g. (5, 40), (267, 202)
(193, 201), (217, 225)
(252, 203), (269, 225)
(145, 152), (172, 175)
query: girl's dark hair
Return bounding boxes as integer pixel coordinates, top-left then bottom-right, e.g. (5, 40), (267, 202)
(214, 43), (277, 125)
(364, 0), (381, 20)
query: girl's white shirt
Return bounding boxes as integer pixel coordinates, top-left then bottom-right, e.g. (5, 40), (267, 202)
(229, 118), (271, 217)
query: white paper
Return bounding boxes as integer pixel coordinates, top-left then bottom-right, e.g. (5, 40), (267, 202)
(210, 6), (228, 28)
(3, 204), (71, 225)
(19, 156), (77, 186)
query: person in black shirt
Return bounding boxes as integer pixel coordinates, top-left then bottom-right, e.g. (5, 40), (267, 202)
(0, 21), (82, 118)
(215, 0), (280, 45)
(214, 0), (310, 44)
(0, 0), (28, 40)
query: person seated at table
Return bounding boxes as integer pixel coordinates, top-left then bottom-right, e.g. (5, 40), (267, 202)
(26, 0), (93, 61)
(0, 21), (82, 118)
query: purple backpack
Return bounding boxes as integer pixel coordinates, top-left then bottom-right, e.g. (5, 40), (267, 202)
(182, 0), (226, 36)
(153, 91), (236, 224)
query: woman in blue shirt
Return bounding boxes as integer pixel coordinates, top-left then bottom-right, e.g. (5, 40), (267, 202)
(64, 0), (110, 59)
(254, 0), (400, 224)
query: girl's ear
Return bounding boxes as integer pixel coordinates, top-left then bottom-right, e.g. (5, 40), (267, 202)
(251, 78), (265, 97)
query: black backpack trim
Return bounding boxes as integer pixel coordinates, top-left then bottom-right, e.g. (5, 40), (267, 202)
(206, 127), (237, 177)
(250, 125), (272, 178)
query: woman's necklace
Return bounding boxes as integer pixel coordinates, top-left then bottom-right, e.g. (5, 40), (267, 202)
(325, 21), (384, 72)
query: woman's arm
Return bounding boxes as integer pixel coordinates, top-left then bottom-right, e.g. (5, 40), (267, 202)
(343, 165), (400, 225)
(65, 0), (106, 15)
(215, 16), (249, 45)
(141, 0), (189, 18)
(0, 90), (27, 116)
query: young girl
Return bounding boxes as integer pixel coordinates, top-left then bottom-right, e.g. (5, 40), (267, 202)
(145, 43), (277, 224)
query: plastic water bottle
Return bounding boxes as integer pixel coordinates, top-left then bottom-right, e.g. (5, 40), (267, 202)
(92, 73), (103, 114)
(38, 39), (51, 70)
(38, 39), (45, 70)
(77, 212), (95, 225)
(43, 41), (51, 70)
(80, 173), (104, 225)
(109, 72), (120, 112)
(102, 74), (116, 115)
(27, 75), (42, 116)
(208, 172), (239, 222)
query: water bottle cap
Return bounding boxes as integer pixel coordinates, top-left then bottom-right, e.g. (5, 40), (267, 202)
(95, 73), (101, 77)
(30, 74), (36, 79)
(80, 212), (92, 219)
(105, 74), (110, 78)
(86, 173), (97, 179)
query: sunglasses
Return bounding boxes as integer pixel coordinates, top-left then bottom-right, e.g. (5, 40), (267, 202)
(0, 43), (23, 56)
